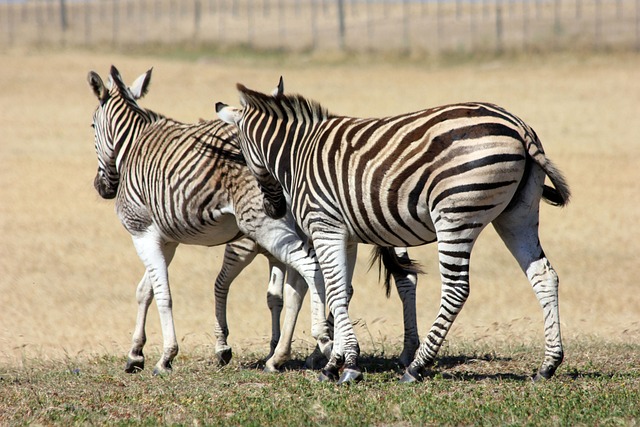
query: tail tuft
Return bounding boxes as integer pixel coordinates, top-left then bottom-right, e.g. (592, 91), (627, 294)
(525, 132), (571, 208)
(368, 247), (423, 298)
(541, 159), (571, 207)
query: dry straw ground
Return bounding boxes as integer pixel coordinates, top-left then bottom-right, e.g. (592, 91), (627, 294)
(0, 48), (638, 369)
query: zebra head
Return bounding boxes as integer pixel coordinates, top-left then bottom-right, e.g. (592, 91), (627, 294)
(87, 65), (153, 199)
(216, 78), (288, 219)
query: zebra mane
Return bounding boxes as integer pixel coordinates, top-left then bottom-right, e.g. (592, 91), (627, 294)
(237, 83), (332, 122)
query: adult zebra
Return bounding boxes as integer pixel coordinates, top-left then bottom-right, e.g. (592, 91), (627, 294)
(216, 79), (571, 384)
(87, 66), (419, 374)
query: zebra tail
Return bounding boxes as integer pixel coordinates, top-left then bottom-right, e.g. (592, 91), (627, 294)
(368, 247), (423, 298)
(541, 158), (571, 207)
(526, 135), (571, 207)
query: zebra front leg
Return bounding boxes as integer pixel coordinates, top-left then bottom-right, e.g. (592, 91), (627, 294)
(401, 238), (474, 383)
(313, 238), (363, 384)
(264, 269), (306, 372)
(125, 271), (153, 373)
(247, 219), (333, 371)
(213, 239), (259, 366)
(132, 234), (178, 375)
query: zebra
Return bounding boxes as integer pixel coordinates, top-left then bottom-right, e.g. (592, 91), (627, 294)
(216, 78), (571, 384)
(87, 66), (420, 374)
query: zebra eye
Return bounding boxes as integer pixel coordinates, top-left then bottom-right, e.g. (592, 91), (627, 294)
(90, 124), (95, 129)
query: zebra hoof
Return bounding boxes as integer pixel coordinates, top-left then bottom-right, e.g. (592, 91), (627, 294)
(318, 367), (339, 382)
(399, 366), (423, 383)
(337, 368), (363, 385)
(317, 335), (334, 360)
(124, 357), (144, 373)
(263, 360), (281, 374)
(304, 347), (328, 370)
(152, 361), (173, 376)
(533, 368), (555, 382)
(215, 347), (233, 366)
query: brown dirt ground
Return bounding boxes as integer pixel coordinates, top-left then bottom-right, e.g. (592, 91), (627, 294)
(1, 48), (639, 367)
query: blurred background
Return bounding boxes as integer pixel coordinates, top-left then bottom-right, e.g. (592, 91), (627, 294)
(2, 0), (639, 54)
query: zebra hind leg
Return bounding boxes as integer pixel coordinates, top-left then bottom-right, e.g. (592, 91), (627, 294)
(400, 237), (475, 383)
(213, 239), (259, 366)
(125, 271), (153, 373)
(492, 207), (564, 381)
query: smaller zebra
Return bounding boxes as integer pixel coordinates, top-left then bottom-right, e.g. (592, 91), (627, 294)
(88, 66), (332, 374)
(87, 66), (420, 374)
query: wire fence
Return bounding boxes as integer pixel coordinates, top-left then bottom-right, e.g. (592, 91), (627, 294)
(1, 0), (639, 54)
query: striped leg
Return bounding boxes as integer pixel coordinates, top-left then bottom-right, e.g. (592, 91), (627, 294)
(314, 235), (363, 384)
(492, 172), (563, 380)
(130, 233), (178, 375)
(392, 248), (420, 368)
(492, 227), (563, 380)
(304, 244), (358, 370)
(213, 239), (260, 366)
(401, 232), (477, 382)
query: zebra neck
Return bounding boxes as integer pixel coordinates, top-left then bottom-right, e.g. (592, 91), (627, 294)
(115, 109), (164, 172)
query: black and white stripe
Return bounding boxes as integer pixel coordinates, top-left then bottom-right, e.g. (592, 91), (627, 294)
(217, 80), (570, 383)
(88, 67), (419, 375)
(88, 66), (336, 374)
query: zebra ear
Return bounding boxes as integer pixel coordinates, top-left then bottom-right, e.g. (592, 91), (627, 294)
(130, 67), (153, 100)
(108, 65), (136, 103)
(271, 76), (284, 97)
(216, 103), (241, 125)
(109, 65), (124, 89)
(87, 71), (109, 103)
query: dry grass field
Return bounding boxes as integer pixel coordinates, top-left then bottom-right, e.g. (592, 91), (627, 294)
(1, 47), (639, 372)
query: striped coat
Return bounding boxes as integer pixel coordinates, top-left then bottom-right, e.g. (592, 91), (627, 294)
(88, 67), (332, 374)
(88, 67), (420, 374)
(217, 80), (570, 383)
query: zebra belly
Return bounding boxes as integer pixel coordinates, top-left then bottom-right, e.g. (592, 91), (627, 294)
(342, 211), (438, 247)
(155, 212), (243, 247)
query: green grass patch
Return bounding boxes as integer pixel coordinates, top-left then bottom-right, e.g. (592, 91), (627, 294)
(1, 340), (638, 426)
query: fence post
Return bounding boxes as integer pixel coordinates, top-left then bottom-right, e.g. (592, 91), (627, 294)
(637, 0), (640, 51)
(84, 1), (91, 46)
(595, 0), (602, 49)
(112, 0), (119, 48)
(247, 0), (254, 47)
(194, 0), (201, 42)
(59, 0), (68, 32)
(523, 0), (529, 50)
(554, 0), (562, 37)
(279, 0), (286, 48)
(311, 0), (318, 50)
(337, 0), (346, 50)
(437, 0), (444, 51)
(403, 0), (410, 53)
(496, 0), (503, 54)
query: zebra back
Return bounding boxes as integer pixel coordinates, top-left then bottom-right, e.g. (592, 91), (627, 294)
(221, 84), (570, 247)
